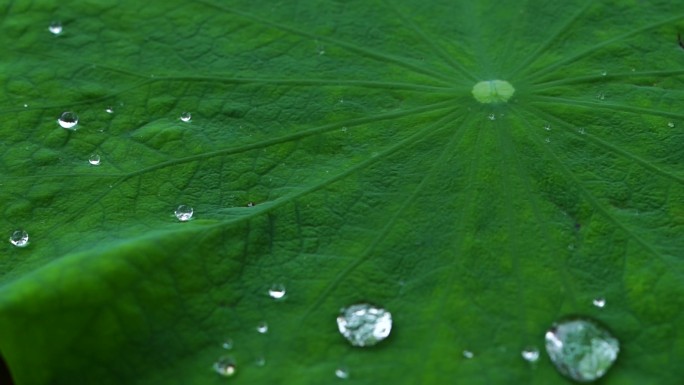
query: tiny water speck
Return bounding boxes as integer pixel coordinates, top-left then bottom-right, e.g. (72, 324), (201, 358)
(9, 230), (29, 247)
(105, 107), (114, 114)
(487, 113), (496, 121)
(545, 318), (619, 382)
(88, 154), (101, 166)
(222, 339), (233, 350)
(335, 367), (349, 379)
(578, 127), (586, 135)
(592, 298), (606, 308)
(462, 350), (474, 359)
(255, 356), (266, 367)
(174, 205), (193, 221)
(521, 346), (540, 363)
(256, 322), (268, 334)
(58, 111), (79, 130)
(544, 123), (551, 131)
(337, 303), (392, 347)
(180, 112), (192, 122)
(212, 357), (236, 377)
(601, 70), (607, 76)
(48, 21), (62, 35)
(247, 201), (255, 207)
(268, 283), (286, 299)
(668, 122), (675, 128)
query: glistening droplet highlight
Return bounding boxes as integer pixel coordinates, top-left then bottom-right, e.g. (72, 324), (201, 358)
(9, 230), (29, 247)
(212, 357), (236, 377)
(545, 318), (619, 382)
(268, 283), (286, 299)
(180, 112), (192, 122)
(57, 111), (79, 130)
(88, 154), (101, 166)
(521, 346), (540, 363)
(174, 205), (193, 221)
(336, 303), (392, 347)
(48, 21), (63, 35)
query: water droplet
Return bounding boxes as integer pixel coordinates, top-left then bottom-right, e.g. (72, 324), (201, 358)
(462, 350), (474, 359)
(268, 284), (286, 299)
(545, 318), (619, 382)
(601, 70), (607, 76)
(174, 205), (193, 221)
(592, 297), (606, 308)
(221, 339), (233, 350)
(578, 127), (586, 135)
(545, 138), (551, 143)
(9, 230), (29, 247)
(212, 357), (236, 377)
(596, 92), (605, 100)
(180, 112), (192, 122)
(255, 356), (266, 367)
(487, 113), (496, 121)
(88, 154), (101, 166)
(105, 107), (114, 114)
(57, 111), (79, 130)
(337, 303), (392, 347)
(247, 201), (255, 207)
(48, 21), (62, 35)
(256, 321), (268, 334)
(341, 126), (348, 133)
(521, 346), (540, 363)
(23, 103), (28, 108)
(668, 122), (675, 128)
(335, 367), (349, 379)
(544, 123), (551, 131)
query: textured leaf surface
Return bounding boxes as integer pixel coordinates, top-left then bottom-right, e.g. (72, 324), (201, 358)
(1, 1), (683, 384)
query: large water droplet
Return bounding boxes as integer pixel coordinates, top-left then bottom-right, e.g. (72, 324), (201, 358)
(545, 318), (619, 382)
(212, 357), (236, 377)
(9, 230), (29, 247)
(88, 154), (101, 166)
(521, 346), (540, 363)
(335, 366), (349, 379)
(592, 298), (606, 308)
(48, 21), (62, 35)
(336, 303), (392, 347)
(268, 283), (286, 299)
(256, 321), (268, 334)
(174, 205), (193, 221)
(58, 111), (79, 130)
(180, 112), (192, 122)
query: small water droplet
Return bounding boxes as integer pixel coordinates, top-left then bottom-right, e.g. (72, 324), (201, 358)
(341, 126), (348, 133)
(487, 113), (496, 121)
(337, 303), (392, 347)
(256, 321), (268, 334)
(521, 346), (540, 363)
(545, 138), (551, 143)
(9, 230), (29, 247)
(180, 112), (192, 122)
(335, 367), (349, 379)
(592, 297), (606, 308)
(88, 154), (101, 166)
(255, 356), (266, 367)
(105, 107), (114, 114)
(578, 127), (586, 135)
(544, 123), (551, 131)
(23, 103), (28, 108)
(545, 318), (619, 382)
(212, 357), (236, 377)
(174, 205), (193, 221)
(462, 350), (474, 359)
(48, 21), (62, 35)
(222, 339), (233, 350)
(601, 70), (607, 76)
(57, 111), (79, 130)
(268, 284), (286, 299)
(596, 92), (605, 100)
(247, 201), (255, 207)
(668, 121), (675, 128)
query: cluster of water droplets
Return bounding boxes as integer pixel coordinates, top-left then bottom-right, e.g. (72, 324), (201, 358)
(336, 303), (392, 347)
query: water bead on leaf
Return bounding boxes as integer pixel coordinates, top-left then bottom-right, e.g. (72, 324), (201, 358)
(9, 230), (29, 247)
(336, 303), (392, 347)
(174, 205), (193, 221)
(212, 357), (236, 377)
(58, 111), (79, 130)
(180, 112), (192, 122)
(48, 21), (62, 35)
(268, 284), (286, 299)
(88, 154), (101, 166)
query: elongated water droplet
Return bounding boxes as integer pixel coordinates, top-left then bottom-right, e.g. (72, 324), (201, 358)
(337, 303), (392, 347)
(9, 230), (29, 247)
(88, 154), (101, 166)
(180, 112), (192, 122)
(105, 107), (114, 114)
(335, 366), (349, 379)
(592, 297), (606, 308)
(462, 350), (474, 359)
(48, 21), (62, 35)
(222, 339), (233, 350)
(212, 357), (236, 377)
(174, 205), (193, 221)
(268, 284), (286, 299)
(256, 321), (268, 334)
(545, 319), (619, 382)
(521, 346), (540, 363)
(58, 111), (79, 130)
